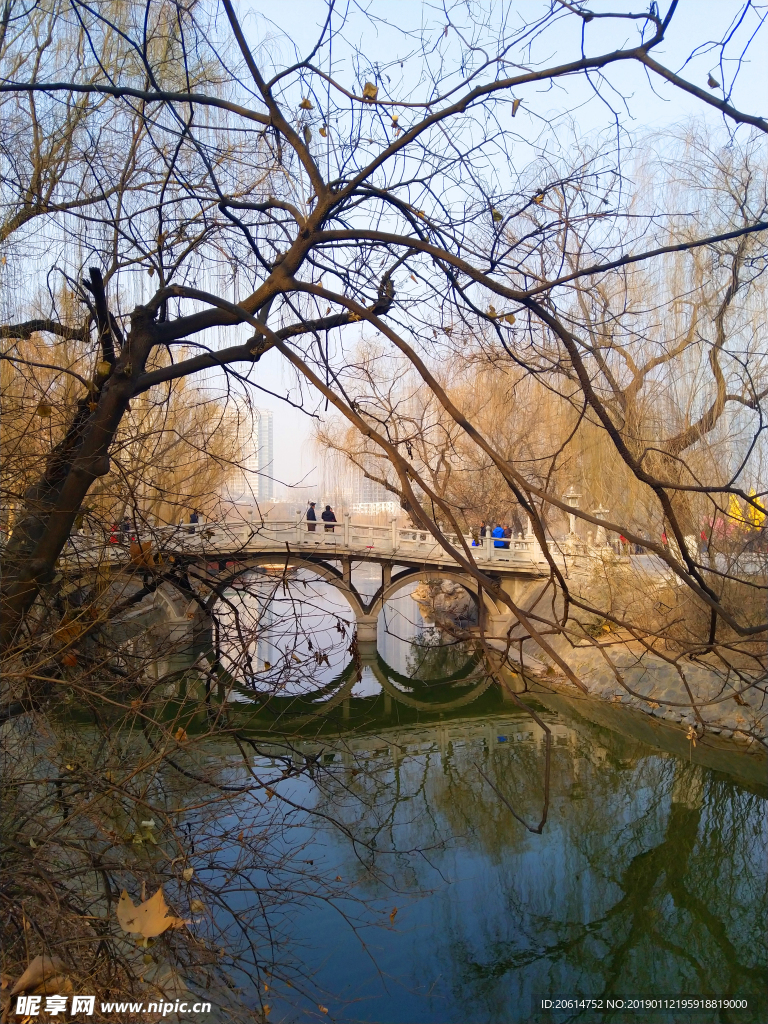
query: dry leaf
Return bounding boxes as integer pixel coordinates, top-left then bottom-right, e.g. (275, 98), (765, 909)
(533, 193), (544, 204)
(686, 725), (698, 747)
(10, 957), (66, 997)
(174, 727), (188, 742)
(348, 312), (362, 322)
(488, 305), (498, 318)
(36, 401), (52, 417)
(707, 73), (720, 89)
(96, 360), (112, 377)
(335, 876), (342, 882)
(182, 867), (194, 882)
(362, 82), (378, 102)
(503, 313), (516, 325)
(319, 125), (327, 137)
(299, 97), (313, 110)
(389, 907), (398, 923)
(491, 208), (502, 223)
(319, 1006), (329, 1015)
(511, 97), (521, 116)
(189, 899), (206, 914)
(30, 975), (73, 997)
(117, 888), (186, 938)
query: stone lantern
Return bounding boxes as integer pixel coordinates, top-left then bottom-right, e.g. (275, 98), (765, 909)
(563, 485), (582, 537)
(591, 504), (609, 547)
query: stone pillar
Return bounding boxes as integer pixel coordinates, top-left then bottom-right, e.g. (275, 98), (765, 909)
(295, 509), (302, 543)
(343, 511), (350, 547)
(356, 615), (378, 644)
(390, 517), (398, 552)
(592, 504), (609, 548)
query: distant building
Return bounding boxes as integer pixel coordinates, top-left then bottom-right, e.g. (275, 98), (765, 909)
(351, 500), (402, 517)
(230, 409), (274, 501)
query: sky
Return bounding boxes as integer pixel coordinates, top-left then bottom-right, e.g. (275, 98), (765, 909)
(228, 0), (768, 500)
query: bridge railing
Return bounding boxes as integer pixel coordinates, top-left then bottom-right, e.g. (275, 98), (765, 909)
(56, 517), (548, 567)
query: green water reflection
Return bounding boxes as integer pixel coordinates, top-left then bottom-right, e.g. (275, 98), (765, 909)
(229, 646), (766, 1024)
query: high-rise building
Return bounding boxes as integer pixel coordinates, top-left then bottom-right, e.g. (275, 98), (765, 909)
(230, 409), (274, 501)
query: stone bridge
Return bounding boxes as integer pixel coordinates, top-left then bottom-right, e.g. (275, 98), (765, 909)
(72, 516), (553, 663)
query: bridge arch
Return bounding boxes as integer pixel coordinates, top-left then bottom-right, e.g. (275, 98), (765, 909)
(201, 554), (368, 621)
(370, 567), (504, 625)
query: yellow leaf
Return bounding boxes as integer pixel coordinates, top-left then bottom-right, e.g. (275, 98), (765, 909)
(174, 726), (188, 742)
(319, 1006), (329, 1015)
(491, 208), (502, 222)
(299, 97), (313, 110)
(503, 313), (516, 325)
(182, 867), (194, 882)
(189, 899), (205, 914)
(265, 788), (275, 800)
(362, 82), (378, 102)
(686, 725), (698, 747)
(319, 126), (327, 137)
(96, 360), (112, 377)
(36, 401), (52, 417)
(264, 1005), (271, 1017)
(533, 193), (544, 205)
(391, 114), (399, 126)
(487, 305), (497, 318)
(29, 838), (37, 849)
(511, 98), (521, 116)
(348, 312), (362, 322)
(389, 907), (398, 923)
(117, 888), (186, 938)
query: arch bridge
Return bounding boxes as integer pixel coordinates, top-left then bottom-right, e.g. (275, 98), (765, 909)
(72, 517), (552, 657)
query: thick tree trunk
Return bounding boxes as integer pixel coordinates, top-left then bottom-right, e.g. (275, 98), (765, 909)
(0, 310), (156, 651)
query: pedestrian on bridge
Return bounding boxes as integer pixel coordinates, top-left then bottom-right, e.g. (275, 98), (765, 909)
(307, 502), (317, 532)
(492, 523), (505, 548)
(322, 505), (337, 532)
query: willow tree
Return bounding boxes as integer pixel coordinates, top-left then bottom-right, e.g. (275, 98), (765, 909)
(1, 0), (766, 676)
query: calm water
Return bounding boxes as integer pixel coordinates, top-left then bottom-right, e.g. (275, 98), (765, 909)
(204, 570), (767, 1024)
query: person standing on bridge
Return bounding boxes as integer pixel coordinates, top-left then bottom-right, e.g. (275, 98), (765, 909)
(321, 504), (337, 532)
(492, 523), (505, 548)
(307, 502), (317, 532)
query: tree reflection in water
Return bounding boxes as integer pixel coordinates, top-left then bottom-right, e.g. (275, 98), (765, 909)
(302, 700), (766, 1024)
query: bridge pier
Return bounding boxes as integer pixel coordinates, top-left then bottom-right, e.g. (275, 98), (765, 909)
(356, 615), (379, 644)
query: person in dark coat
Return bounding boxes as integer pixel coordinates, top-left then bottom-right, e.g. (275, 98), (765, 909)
(189, 510), (199, 534)
(321, 505), (337, 532)
(479, 521), (487, 538)
(307, 502), (317, 532)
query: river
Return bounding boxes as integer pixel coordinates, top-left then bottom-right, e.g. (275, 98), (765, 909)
(190, 567), (767, 1023)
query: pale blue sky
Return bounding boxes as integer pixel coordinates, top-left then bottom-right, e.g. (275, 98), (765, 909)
(231, 0), (767, 497)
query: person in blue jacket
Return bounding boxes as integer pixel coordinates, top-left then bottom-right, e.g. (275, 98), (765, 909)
(492, 523), (505, 548)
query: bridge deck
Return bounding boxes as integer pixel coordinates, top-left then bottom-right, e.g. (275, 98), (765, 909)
(62, 517), (549, 574)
